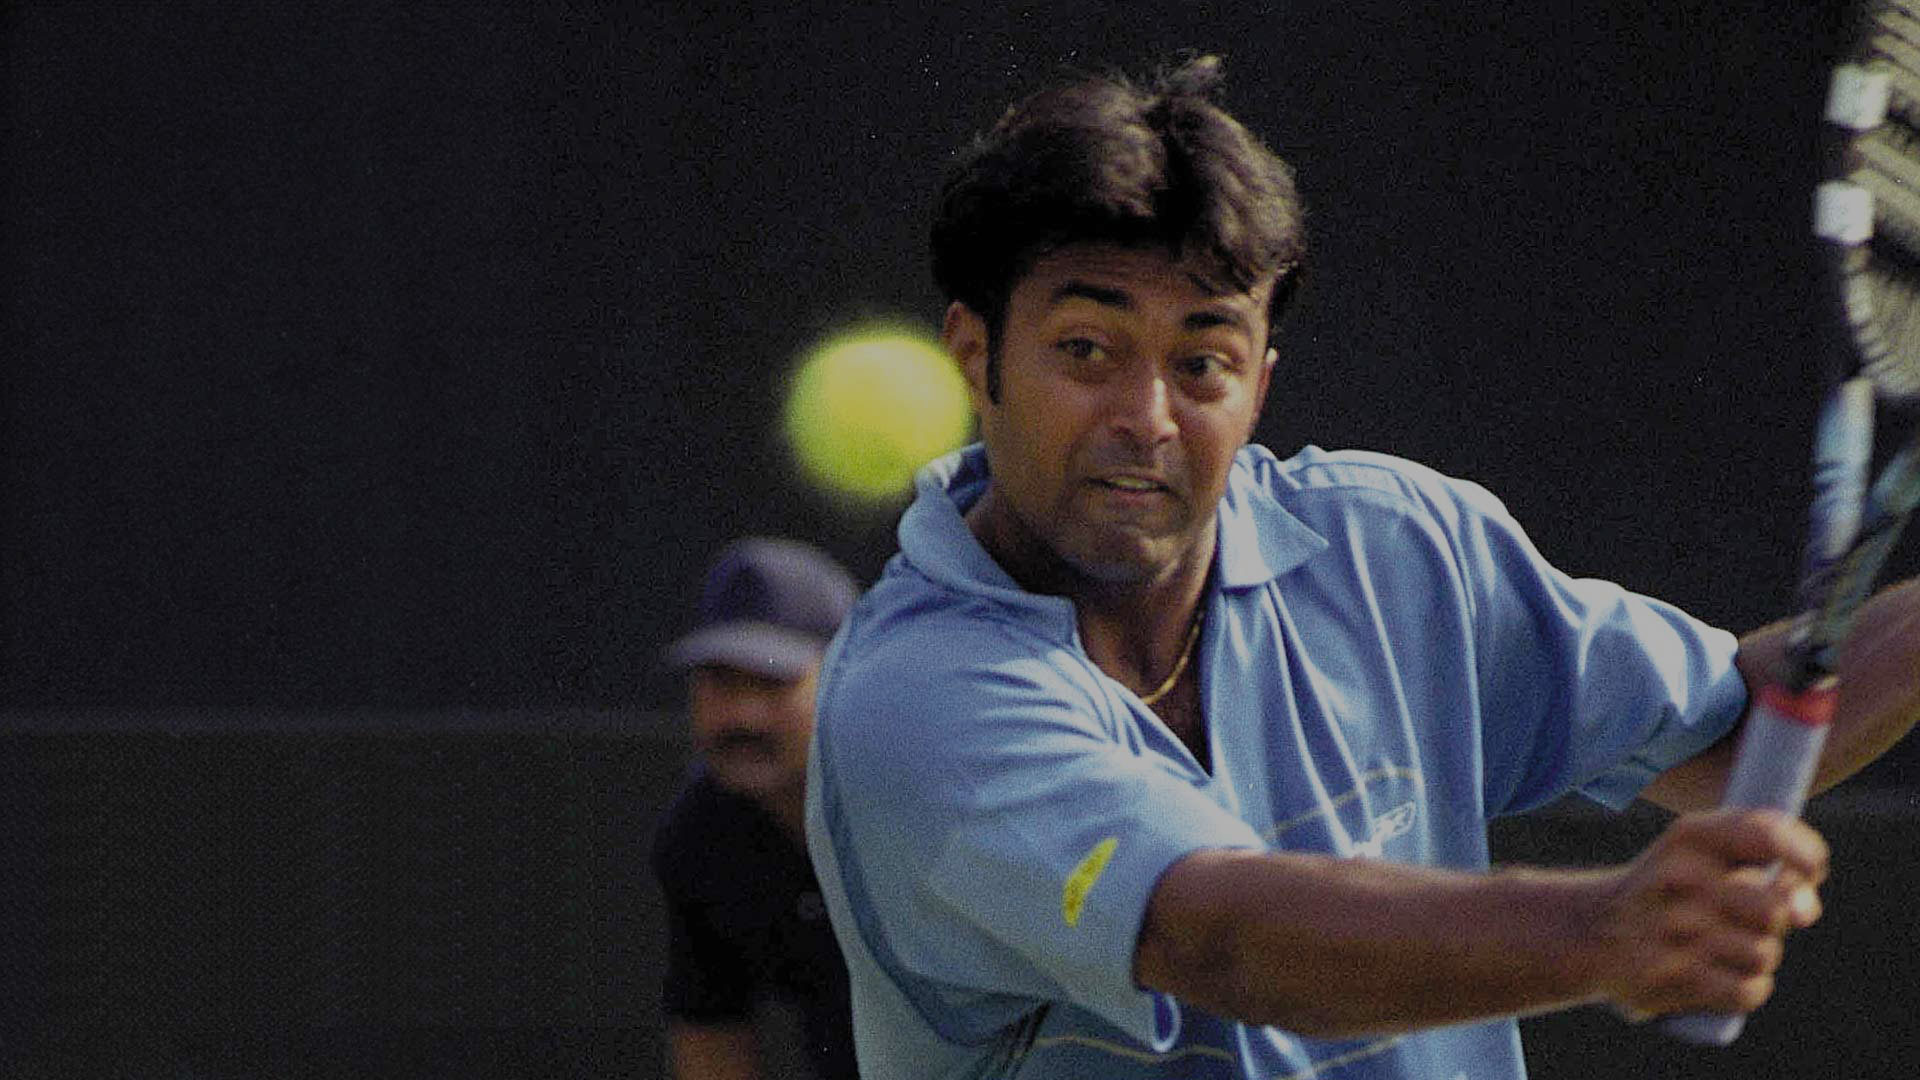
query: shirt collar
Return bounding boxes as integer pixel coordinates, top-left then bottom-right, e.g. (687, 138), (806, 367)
(898, 446), (1076, 636)
(898, 444), (1329, 626)
(1216, 444), (1330, 589)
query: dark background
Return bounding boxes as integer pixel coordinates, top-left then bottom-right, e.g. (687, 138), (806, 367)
(13, 0), (1916, 709)
(3, 1), (1917, 1077)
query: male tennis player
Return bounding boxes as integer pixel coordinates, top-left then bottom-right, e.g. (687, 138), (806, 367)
(804, 56), (1920, 1079)
(651, 537), (861, 1079)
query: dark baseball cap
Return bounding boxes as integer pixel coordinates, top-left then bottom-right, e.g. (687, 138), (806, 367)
(663, 537), (859, 680)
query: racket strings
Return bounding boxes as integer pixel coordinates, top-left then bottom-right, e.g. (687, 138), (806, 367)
(1851, 130), (1920, 251)
(1868, 9), (1920, 128)
(1859, 271), (1920, 398)
(1841, 147), (1920, 399)
(1838, 5), (1920, 401)
(1783, 0), (1920, 678)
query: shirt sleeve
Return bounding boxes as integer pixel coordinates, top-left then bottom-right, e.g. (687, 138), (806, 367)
(812, 620), (1266, 1050)
(1420, 470), (1749, 815)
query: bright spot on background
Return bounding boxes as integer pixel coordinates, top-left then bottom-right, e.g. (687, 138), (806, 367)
(782, 326), (974, 505)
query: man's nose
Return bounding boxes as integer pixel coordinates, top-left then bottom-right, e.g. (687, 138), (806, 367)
(1106, 367), (1179, 446)
(696, 687), (775, 735)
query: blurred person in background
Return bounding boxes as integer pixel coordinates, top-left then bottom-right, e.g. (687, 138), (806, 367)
(651, 537), (861, 1079)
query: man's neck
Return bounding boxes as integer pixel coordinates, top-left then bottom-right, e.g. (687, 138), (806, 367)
(1074, 579), (1208, 701)
(965, 484), (1213, 698)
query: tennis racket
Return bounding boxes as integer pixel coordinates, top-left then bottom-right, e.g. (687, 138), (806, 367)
(1664, 0), (1920, 1046)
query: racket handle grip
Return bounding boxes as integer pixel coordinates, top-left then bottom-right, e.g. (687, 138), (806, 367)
(1661, 684), (1834, 1046)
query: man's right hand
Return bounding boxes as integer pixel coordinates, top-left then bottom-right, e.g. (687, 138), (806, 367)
(1580, 808), (1829, 1021)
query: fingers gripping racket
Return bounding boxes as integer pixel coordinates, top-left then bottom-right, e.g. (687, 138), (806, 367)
(1664, 1), (1920, 1045)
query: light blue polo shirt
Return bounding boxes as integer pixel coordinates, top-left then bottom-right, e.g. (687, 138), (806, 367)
(806, 443), (1746, 1080)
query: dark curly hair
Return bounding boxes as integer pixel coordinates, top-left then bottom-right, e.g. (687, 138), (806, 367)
(931, 55), (1308, 400)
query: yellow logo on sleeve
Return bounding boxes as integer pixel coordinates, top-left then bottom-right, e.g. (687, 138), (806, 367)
(1061, 837), (1119, 927)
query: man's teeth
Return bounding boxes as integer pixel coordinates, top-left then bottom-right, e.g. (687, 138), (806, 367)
(1107, 477), (1156, 490)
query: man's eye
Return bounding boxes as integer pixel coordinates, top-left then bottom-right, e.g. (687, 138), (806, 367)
(1058, 338), (1106, 363)
(1179, 354), (1228, 379)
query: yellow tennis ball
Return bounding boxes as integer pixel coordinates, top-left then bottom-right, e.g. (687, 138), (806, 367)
(784, 330), (973, 503)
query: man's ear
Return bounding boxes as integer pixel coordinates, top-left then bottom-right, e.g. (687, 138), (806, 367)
(1249, 346), (1278, 442)
(943, 301), (991, 411)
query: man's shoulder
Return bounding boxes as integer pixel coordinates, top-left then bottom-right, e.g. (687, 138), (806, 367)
(835, 556), (1074, 677)
(813, 566), (1106, 758)
(1240, 444), (1510, 531)
(1243, 443), (1455, 502)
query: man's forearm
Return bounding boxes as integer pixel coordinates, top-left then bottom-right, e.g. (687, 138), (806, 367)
(1133, 848), (1611, 1037)
(1647, 576), (1920, 814)
(1132, 810), (1824, 1040)
(1808, 576), (1920, 791)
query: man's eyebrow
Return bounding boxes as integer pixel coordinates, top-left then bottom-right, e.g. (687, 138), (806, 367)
(1049, 281), (1132, 309)
(1049, 280), (1253, 333)
(1184, 308), (1250, 333)
(1181, 272), (1255, 333)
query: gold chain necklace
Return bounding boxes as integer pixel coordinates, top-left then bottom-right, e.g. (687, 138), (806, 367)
(1138, 609), (1203, 707)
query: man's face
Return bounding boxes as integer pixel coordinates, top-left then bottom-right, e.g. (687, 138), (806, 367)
(688, 663), (818, 801)
(950, 244), (1277, 587)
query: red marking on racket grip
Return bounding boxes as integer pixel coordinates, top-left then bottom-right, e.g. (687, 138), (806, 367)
(1759, 683), (1839, 727)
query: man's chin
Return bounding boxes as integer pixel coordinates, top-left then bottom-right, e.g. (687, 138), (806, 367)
(706, 757), (797, 802)
(1056, 532), (1187, 585)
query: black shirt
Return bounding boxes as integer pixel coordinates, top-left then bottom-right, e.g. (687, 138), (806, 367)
(650, 768), (857, 1079)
